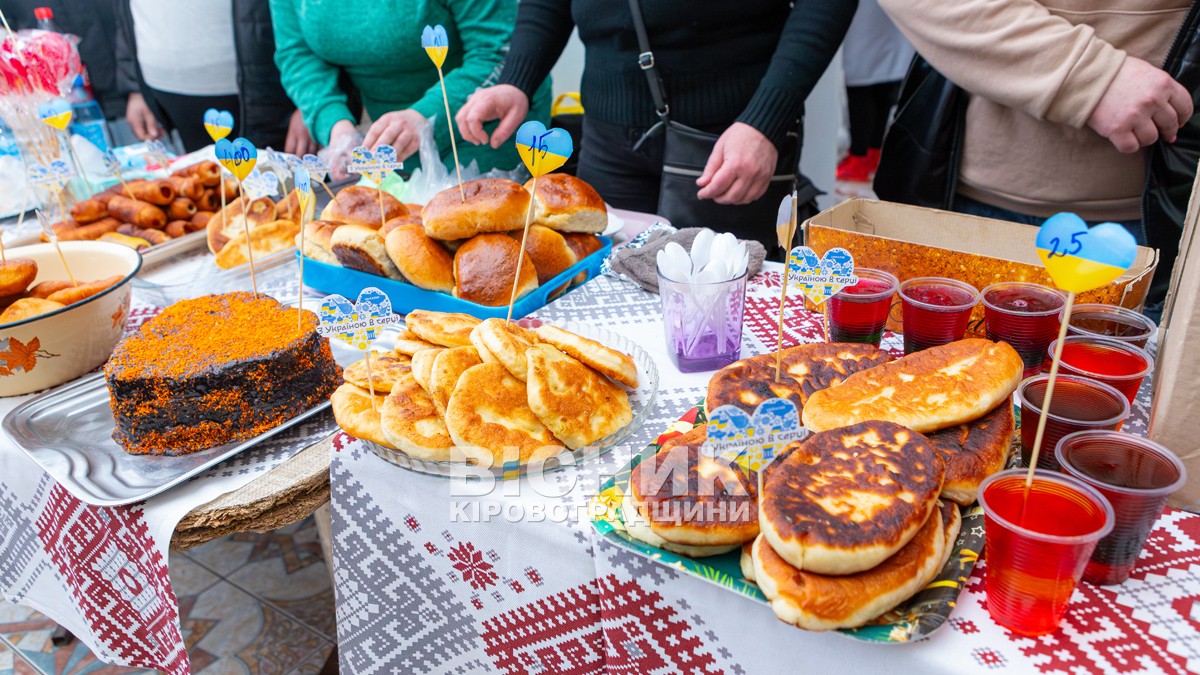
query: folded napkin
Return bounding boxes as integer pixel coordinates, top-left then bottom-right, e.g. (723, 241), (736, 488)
(608, 227), (767, 293)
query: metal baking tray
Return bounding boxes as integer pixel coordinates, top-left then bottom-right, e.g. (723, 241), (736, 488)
(2, 337), (363, 507)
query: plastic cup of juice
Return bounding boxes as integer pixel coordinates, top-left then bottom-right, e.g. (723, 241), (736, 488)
(898, 277), (980, 354)
(826, 268), (898, 347)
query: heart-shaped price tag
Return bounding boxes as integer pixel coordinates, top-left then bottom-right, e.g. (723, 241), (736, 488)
(421, 24), (449, 69)
(786, 246), (858, 305)
(1035, 213), (1137, 294)
(215, 137), (257, 181)
(302, 154), (329, 182)
(515, 121), (573, 177)
(295, 167), (313, 212)
(705, 398), (806, 473)
(37, 97), (72, 130)
(347, 145), (402, 185)
(316, 287), (400, 351)
(202, 108), (234, 142)
(282, 152), (304, 174)
(243, 170), (280, 200)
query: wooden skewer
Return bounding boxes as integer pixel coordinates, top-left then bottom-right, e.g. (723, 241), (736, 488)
(1023, 291), (1076, 490)
(507, 174), (538, 323)
(437, 66), (466, 202)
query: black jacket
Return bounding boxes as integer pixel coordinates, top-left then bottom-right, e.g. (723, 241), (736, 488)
(114, 0), (294, 149)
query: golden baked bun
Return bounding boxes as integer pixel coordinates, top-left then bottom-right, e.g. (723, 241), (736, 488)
(752, 500), (959, 631)
(380, 214), (423, 237)
(0, 259), (37, 296)
(393, 328), (440, 356)
(208, 196), (277, 254)
(562, 233), (604, 284)
(405, 309), (480, 348)
(0, 297), (63, 324)
(511, 225), (577, 285)
(533, 323), (638, 388)
(296, 220), (343, 265)
(444, 362), (563, 467)
(429, 346), (483, 417)
(379, 371), (455, 461)
(385, 224), (455, 293)
(321, 185), (407, 229)
(331, 383), (394, 449)
(342, 353), (412, 394)
(410, 347), (444, 396)
(275, 188), (316, 225)
(215, 219), (300, 270)
(707, 343), (890, 418)
(469, 318), (539, 380)
(802, 339), (1024, 434)
(453, 234), (539, 306)
(927, 402), (1013, 505)
(423, 178), (530, 240)
(523, 174), (607, 233)
(623, 443), (757, 556)
(526, 344), (631, 449)
(760, 421), (945, 575)
(330, 224), (405, 280)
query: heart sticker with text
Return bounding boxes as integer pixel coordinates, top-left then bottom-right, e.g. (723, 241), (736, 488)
(317, 287), (400, 351)
(347, 145), (402, 185)
(1035, 213), (1137, 294)
(705, 398), (805, 472)
(37, 97), (72, 130)
(422, 24), (449, 68)
(515, 121), (573, 177)
(260, 148), (295, 180)
(202, 108), (234, 142)
(215, 137), (257, 181)
(786, 246), (859, 305)
(302, 154), (329, 182)
(243, 170), (280, 200)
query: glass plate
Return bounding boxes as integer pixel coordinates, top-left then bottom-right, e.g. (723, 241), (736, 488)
(362, 320), (659, 479)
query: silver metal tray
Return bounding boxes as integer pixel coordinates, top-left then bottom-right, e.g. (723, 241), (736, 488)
(2, 337), (362, 507)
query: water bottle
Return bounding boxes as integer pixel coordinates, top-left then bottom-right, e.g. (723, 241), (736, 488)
(34, 7), (112, 152)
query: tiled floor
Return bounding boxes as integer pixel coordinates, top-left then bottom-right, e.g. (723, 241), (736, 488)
(0, 517), (336, 675)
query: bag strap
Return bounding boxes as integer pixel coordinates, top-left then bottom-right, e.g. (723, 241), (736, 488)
(626, 0), (669, 121)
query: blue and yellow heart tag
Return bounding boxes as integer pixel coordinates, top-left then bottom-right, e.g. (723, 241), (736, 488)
(295, 167), (312, 213)
(422, 24), (449, 69)
(37, 98), (72, 131)
(215, 137), (257, 181)
(786, 246), (858, 305)
(347, 145), (402, 185)
(202, 108), (234, 142)
(1035, 213), (1137, 294)
(516, 121), (572, 178)
(316, 287), (400, 351)
(705, 398), (806, 473)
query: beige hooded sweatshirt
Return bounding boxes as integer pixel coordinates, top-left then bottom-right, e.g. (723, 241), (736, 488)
(878, 0), (1191, 221)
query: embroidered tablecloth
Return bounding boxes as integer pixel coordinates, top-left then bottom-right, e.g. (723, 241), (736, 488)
(330, 266), (1199, 675)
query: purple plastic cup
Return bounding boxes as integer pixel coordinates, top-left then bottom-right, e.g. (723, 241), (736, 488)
(658, 269), (747, 372)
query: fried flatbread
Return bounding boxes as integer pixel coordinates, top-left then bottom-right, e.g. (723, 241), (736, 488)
(393, 328), (440, 355)
(405, 309), (480, 348)
(444, 363), (563, 467)
(330, 383), (394, 449)
(526, 344), (631, 449)
(760, 421), (945, 575)
(926, 401), (1013, 505)
(342, 352), (412, 394)
(533, 323), (638, 388)
(429, 346), (483, 417)
(706, 343), (890, 417)
(471, 318), (540, 380)
(802, 339), (1024, 434)
(753, 500), (959, 631)
(379, 371), (455, 461)
(410, 347), (444, 396)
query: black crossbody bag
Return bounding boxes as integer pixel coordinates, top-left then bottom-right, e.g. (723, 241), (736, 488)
(626, 0), (812, 252)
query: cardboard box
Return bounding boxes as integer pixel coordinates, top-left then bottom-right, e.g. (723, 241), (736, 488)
(803, 199), (1158, 333)
(1151, 173), (1200, 512)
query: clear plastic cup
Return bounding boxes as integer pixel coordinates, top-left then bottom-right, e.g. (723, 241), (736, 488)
(658, 269), (747, 373)
(1066, 303), (1158, 349)
(826, 268), (898, 347)
(978, 469), (1114, 636)
(898, 277), (980, 354)
(1016, 375), (1129, 470)
(1055, 431), (1186, 585)
(982, 282), (1065, 377)
(1044, 336), (1154, 406)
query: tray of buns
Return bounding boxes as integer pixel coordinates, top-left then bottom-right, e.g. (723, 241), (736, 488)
(1, 319), (364, 507)
(330, 312), (658, 479)
(589, 338), (1027, 642)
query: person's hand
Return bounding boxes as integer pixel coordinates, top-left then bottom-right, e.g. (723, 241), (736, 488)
(696, 123), (779, 205)
(285, 108), (318, 156)
(363, 109), (427, 160)
(125, 92), (162, 141)
(1088, 56), (1193, 153)
(324, 119), (365, 182)
(456, 84), (529, 149)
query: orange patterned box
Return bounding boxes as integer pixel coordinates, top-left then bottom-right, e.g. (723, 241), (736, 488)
(802, 199), (1158, 336)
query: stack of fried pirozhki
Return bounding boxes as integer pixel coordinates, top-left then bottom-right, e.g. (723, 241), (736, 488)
(331, 309), (639, 468)
(300, 175), (608, 306)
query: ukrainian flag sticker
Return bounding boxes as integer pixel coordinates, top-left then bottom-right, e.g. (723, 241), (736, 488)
(422, 24), (449, 69)
(515, 121), (573, 177)
(1035, 213), (1137, 294)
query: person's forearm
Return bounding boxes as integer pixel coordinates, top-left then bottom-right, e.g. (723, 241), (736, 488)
(878, 0), (1124, 128)
(736, 0), (859, 147)
(497, 0), (574, 100)
(269, 0), (355, 145)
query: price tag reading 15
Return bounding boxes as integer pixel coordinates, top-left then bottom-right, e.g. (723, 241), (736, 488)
(515, 121), (572, 177)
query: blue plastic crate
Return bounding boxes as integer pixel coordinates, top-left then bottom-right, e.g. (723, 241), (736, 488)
(299, 235), (613, 319)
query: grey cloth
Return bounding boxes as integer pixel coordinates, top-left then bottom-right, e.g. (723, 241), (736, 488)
(608, 227), (767, 293)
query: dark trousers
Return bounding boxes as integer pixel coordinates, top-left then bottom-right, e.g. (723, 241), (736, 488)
(143, 87), (241, 153)
(846, 81), (900, 156)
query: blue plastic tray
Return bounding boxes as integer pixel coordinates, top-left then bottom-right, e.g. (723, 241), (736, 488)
(299, 235), (613, 319)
